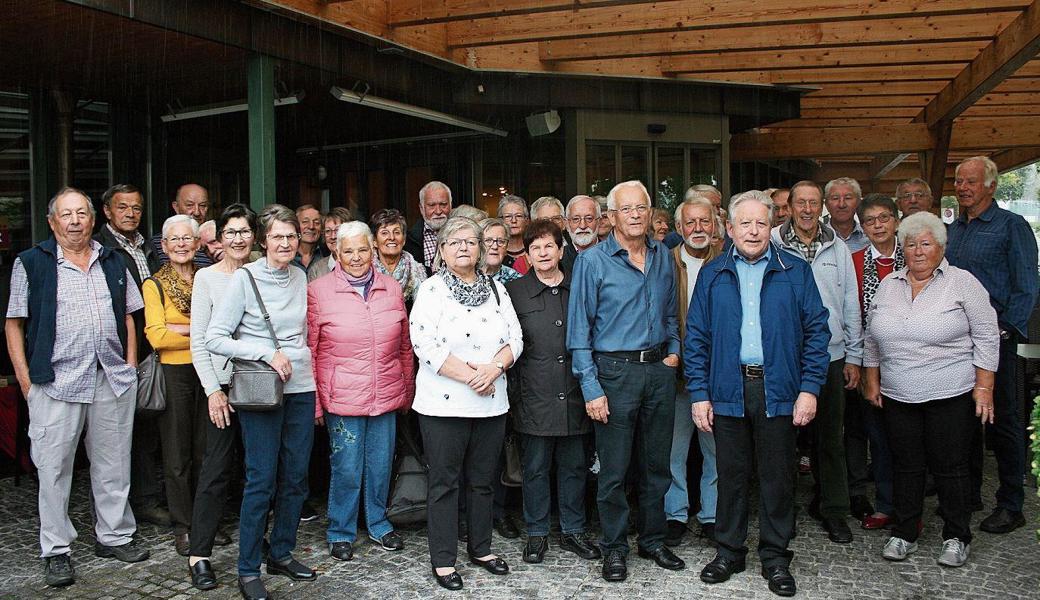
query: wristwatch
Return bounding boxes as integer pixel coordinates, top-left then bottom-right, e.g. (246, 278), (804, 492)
(495, 361), (506, 373)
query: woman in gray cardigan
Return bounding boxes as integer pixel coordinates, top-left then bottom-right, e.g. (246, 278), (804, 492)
(205, 204), (317, 600)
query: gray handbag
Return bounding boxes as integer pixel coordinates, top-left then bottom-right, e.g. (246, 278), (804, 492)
(136, 278), (166, 414)
(227, 269), (284, 411)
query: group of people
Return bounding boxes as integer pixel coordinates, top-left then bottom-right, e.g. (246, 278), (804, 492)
(5, 154), (1036, 599)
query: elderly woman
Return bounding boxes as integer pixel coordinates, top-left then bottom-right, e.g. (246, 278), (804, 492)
(862, 212), (999, 568)
(480, 217), (521, 284)
(411, 216), (524, 590)
(206, 204), (318, 600)
(505, 220), (598, 565)
(370, 208), (427, 307)
(186, 204), (256, 590)
(849, 194), (903, 531)
(143, 215), (206, 557)
(308, 221), (413, 561)
(651, 208), (671, 242)
(307, 207), (353, 282)
(498, 194), (530, 274)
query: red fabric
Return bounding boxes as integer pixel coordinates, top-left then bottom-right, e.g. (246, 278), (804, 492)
(307, 267), (414, 419)
(0, 386), (33, 473)
(511, 254), (530, 275)
(852, 247), (896, 312)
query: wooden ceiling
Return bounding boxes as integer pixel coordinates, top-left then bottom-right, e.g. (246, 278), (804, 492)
(258, 0), (1040, 193)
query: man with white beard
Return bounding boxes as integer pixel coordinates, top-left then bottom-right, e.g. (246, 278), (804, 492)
(664, 194), (723, 547)
(562, 195), (600, 273)
(405, 181), (453, 276)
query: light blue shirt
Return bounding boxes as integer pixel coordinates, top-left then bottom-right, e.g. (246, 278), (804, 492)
(734, 246), (771, 365)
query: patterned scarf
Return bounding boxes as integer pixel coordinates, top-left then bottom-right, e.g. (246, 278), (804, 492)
(339, 264), (375, 300)
(375, 251), (423, 303)
(440, 268), (492, 307)
(862, 244), (905, 319)
(153, 261), (195, 316)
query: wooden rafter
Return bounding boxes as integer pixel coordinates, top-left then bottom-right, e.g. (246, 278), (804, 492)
(389, 0), (657, 27)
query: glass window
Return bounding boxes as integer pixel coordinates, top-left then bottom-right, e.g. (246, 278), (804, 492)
(690, 147), (719, 188)
(655, 146), (685, 213)
(620, 145), (649, 190)
(586, 143), (615, 197)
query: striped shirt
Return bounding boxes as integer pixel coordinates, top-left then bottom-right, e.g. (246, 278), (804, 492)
(105, 224), (152, 279)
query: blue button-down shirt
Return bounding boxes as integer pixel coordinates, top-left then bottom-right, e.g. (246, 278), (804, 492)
(567, 233), (680, 401)
(946, 201), (1038, 338)
(734, 246), (771, 365)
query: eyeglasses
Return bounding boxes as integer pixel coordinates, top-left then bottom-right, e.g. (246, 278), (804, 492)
(484, 237), (508, 248)
(268, 233), (300, 244)
(164, 235), (197, 244)
(792, 199), (822, 210)
(827, 194), (857, 203)
(444, 238), (479, 249)
(568, 215), (597, 225)
(501, 213), (526, 221)
(898, 191), (929, 200)
(861, 213), (894, 227)
(610, 205), (649, 216)
(222, 228), (253, 240)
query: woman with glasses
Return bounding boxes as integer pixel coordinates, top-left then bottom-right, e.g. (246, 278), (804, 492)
(143, 215), (207, 559)
(185, 204), (256, 590)
(307, 207), (354, 282)
(370, 208), (427, 308)
(410, 216), (524, 590)
(497, 195), (531, 274)
(206, 204), (318, 600)
(480, 217), (522, 284)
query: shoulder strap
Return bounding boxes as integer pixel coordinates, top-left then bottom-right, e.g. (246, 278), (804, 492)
(242, 269), (281, 350)
(490, 279), (500, 305)
(143, 277), (165, 306)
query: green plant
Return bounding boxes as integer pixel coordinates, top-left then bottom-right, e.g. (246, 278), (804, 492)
(1032, 395), (1040, 542)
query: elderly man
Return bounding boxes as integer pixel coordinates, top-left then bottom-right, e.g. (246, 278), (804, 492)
(687, 190), (830, 598)
(94, 184), (170, 528)
(568, 180), (684, 582)
(771, 188), (791, 226)
(198, 220), (224, 263)
(531, 196), (567, 229)
(895, 178), (934, 216)
(771, 180), (863, 545)
(824, 178), (869, 253)
(405, 180), (452, 275)
(151, 183), (212, 267)
(292, 204), (325, 270)
(6, 188), (150, 588)
(946, 156), (1039, 534)
(562, 195), (600, 272)
(664, 195), (722, 548)
(596, 196), (612, 241)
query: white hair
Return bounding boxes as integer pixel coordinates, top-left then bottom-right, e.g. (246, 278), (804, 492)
(673, 196), (719, 231)
(606, 180), (651, 210)
(531, 196), (565, 219)
(162, 214), (200, 239)
(687, 184), (721, 201)
(897, 211), (947, 247)
(727, 190), (774, 223)
(824, 177), (863, 200)
(336, 221), (374, 247)
(419, 180), (453, 206)
(565, 194), (601, 219)
(199, 220), (216, 238)
(955, 156), (999, 187)
(497, 194), (529, 218)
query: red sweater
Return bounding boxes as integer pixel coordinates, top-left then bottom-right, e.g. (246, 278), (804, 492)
(851, 247), (896, 310)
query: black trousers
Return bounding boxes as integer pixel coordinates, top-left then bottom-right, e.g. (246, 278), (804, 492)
(886, 393), (974, 544)
(188, 386), (238, 557)
(420, 414), (506, 568)
(970, 335), (1025, 512)
(809, 359), (850, 519)
(714, 377), (797, 569)
(157, 363), (208, 535)
(844, 387), (871, 498)
(129, 413), (163, 510)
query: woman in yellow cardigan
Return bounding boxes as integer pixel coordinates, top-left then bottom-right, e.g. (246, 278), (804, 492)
(144, 214), (208, 557)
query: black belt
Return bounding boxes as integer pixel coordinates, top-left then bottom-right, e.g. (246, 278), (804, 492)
(596, 344), (666, 363)
(741, 364), (764, 379)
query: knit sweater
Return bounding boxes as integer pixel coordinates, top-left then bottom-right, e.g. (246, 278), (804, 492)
(190, 266), (234, 396)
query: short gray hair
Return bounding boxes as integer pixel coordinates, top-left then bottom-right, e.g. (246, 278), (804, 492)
(897, 211), (947, 248)
(434, 216), (485, 270)
(497, 194), (528, 218)
(673, 196), (720, 232)
(531, 196), (565, 219)
(450, 204), (488, 222)
(824, 177), (862, 200)
(565, 194), (601, 219)
(47, 186), (95, 218)
(728, 190), (774, 223)
(956, 156), (999, 187)
(479, 217), (507, 236)
(162, 214), (200, 239)
(606, 180), (651, 210)
(336, 220), (374, 247)
(895, 177), (932, 198)
(419, 181), (453, 206)
(258, 204), (300, 247)
(199, 220), (216, 238)
(687, 184), (721, 202)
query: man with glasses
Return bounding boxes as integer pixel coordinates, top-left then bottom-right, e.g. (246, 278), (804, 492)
(405, 181), (453, 276)
(771, 180), (863, 546)
(151, 183), (212, 267)
(894, 178), (934, 216)
(823, 178), (869, 253)
(563, 195), (601, 272)
(568, 180), (684, 582)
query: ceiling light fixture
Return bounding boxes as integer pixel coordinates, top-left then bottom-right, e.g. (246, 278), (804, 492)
(329, 85), (507, 137)
(160, 93), (303, 123)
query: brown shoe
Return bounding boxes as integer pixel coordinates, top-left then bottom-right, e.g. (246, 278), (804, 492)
(174, 533), (190, 557)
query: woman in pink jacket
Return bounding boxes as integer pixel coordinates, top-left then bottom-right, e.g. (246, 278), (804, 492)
(307, 221), (414, 562)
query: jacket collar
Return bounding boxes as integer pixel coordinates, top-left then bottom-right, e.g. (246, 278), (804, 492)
(521, 268), (571, 298)
(330, 263), (388, 294)
(957, 199), (998, 223)
(720, 241), (790, 275)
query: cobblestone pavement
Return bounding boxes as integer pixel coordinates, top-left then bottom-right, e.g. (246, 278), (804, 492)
(0, 459), (1037, 600)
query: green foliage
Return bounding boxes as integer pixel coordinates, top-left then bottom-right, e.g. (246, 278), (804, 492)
(1032, 396), (1040, 542)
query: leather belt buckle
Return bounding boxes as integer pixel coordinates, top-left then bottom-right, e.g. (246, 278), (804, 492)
(742, 364), (764, 379)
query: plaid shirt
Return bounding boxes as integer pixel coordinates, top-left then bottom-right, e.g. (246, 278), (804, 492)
(7, 241), (144, 403)
(784, 221), (824, 262)
(106, 224), (152, 279)
(422, 224), (438, 270)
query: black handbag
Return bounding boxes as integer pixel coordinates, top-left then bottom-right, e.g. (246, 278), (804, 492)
(227, 269), (284, 411)
(387, 415), (428, 526)
(136, 278), (166, 414)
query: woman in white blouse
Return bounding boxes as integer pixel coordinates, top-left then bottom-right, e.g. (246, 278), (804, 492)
(410, 216), (523, 591)
(862, 211), (998, 569)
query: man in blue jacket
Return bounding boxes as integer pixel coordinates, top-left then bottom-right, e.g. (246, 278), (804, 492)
(685, 190), (830, 597)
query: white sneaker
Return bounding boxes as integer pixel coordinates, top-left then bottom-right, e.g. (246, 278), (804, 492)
(937, 538), (970, 567)
(882, 536), (917, 561)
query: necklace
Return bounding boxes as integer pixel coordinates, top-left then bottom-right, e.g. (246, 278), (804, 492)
(265, 262), (292, 288)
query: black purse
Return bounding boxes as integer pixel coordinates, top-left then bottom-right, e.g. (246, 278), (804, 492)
(227, 269), (284, 411)
(136, 278), (166, 414)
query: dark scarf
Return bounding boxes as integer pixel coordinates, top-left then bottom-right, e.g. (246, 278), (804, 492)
(862, 244), (905, 318)
(440, 268), (492, 307)
(339, 265), (375, 300)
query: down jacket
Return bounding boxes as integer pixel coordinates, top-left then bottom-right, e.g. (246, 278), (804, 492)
(307, 264), (414, 418)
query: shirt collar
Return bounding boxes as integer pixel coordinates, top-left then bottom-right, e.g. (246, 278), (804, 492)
(56, 240), (102, 263)
(732, 244), (771, 265)
(602, 231), (651, 256)
(893, 257), (949, 281)
(869, 244), (897, 260)
(525, 269), (571, 298)
(956, 199), (999, 223)
(106, 223), (144, 248)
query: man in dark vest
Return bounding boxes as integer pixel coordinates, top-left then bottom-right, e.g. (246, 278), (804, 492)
(5, 187), (150, 588)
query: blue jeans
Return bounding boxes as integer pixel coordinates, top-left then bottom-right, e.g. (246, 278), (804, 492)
(520, 433), (588, 537)
(236, 391), (315, 576)
(325, 412), (396, 544)
(863, 402), (893, 515)
(665, 390), (718, 524)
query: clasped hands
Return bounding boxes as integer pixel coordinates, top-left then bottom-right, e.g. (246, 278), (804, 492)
(465, 361), (502, 396)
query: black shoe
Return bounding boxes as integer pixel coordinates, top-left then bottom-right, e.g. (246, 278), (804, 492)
(213, 528), (232, 547)
(636, 545), (685, 570)
(299, 501), (319, 523)
(979, 507), (1026, 534)
(238, 576), (269, 600)
(458, 520), (469, 543)
(469, 555), (509, 575)
(762, 565), (797, 597)
(822, 517), (853, 543)
(849, 495), (875, 521)
(523, 536), (548, 563)
(494, 515), (520, 539)
(266, 557), (317, 581)
(699, 522), (717, 543)
(664, 520), (687, 547)
(559, 533), (601, 560)
(94, 539), (150, 563)
(601, 550), (627, 582)
(189, 559), (218, 591)
(329, 541), (353, 561)
(370, 531), (404, 551)
(700, 554), (746, 584)
(133, 504), (172, 528)
(432, 567), (463, 591)
(173, 533), (190, 557)
(44, 554), (75, 587)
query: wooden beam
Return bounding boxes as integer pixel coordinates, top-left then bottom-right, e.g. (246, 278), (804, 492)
(389, 0), (657, 26)
(963, 104), (1040, 116)
(802, 96), (933, 109)
(763, 118), (914, 129)
(992, 76), (1040, 90)
(538, 13), (1016, 61)
(922, 120), (954, 197)
(871, 154), (914, 180)
(801, 107), (921, 119)
(916, 0), (1040, 126)
(991, 146), (1040, 170)
(806, 82), (948, 96)
(678, 64), (967, 85)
